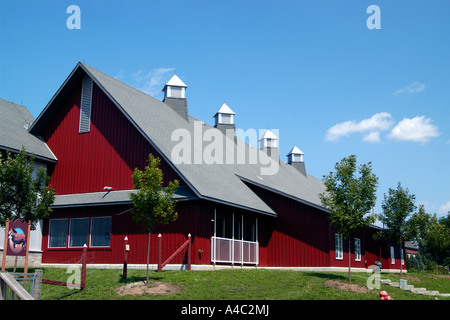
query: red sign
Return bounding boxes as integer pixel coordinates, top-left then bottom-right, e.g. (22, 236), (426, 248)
(6, 220), (29, 257)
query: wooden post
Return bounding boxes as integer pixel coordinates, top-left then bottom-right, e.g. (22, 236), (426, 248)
(157, 234), (162, 272)
(122, 236), (128, 279)
(187, 233), (191, 271)
(1, 218), (9, 271)
(33, 269), (43, 300)
(24, 221), (31, 277)
(81, 244), (87, 290)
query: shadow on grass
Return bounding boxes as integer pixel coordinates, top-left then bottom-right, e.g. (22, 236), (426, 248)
(118, 275), (164, 284)
(302, 272), (347, 282)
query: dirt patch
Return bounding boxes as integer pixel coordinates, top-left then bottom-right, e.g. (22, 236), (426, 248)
(325, 280), (369, 293)
(116, 281), (181, 296)
(423, 274), (450, 280)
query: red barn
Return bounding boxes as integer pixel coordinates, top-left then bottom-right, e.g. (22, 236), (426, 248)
(27, 62), (404, 271)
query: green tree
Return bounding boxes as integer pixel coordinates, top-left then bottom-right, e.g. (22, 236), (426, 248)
(423, 214), (450, 274)
(377, 182), (416, 273)
(0, 148), (55, 228)
(407, 209), (450, 273)
(130, 154), (179, 284)
(320, 155), (378, 282)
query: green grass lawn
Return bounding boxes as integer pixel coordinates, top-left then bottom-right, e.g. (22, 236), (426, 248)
(32, 267), (450, 301)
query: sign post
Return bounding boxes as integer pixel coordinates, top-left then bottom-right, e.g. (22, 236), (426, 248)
(1, 218), (9, 271)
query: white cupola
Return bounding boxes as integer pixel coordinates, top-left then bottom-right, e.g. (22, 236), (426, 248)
(213, 103), (235, 127)
(259, 129), (279, 161)
(162, 74), (187, 99)
(287, 146), (304, 163)
(259, 129), (278, 149)
(287, 145), (306, 176)
(162, 74), (189, 120)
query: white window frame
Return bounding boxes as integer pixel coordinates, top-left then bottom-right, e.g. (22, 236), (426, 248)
(354, 238), (361, 261)
(335, 233), (343, 260)
(390, 246), (395, 264)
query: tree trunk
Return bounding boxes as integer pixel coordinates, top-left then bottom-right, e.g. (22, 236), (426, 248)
(348, 238), (351, 283)
(146, 228), (152, 284)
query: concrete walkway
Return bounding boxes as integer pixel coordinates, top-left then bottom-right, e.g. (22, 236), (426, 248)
(381, 279), (450, 298)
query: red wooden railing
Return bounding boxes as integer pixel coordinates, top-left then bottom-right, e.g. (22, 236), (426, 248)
(158, 233), (191, 272)
(42, 245), (87, 290)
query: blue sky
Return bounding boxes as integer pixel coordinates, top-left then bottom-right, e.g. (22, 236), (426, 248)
(1, 1), (449, 219)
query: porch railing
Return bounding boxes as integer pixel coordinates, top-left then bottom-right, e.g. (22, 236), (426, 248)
(211, 236), (258, 265)
(0, 271), (34, 300)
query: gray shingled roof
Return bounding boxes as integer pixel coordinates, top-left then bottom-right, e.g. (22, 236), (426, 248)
(0, 98), (57, 162)
(30, 62), (327, 216)
(52, 186), (198, 208)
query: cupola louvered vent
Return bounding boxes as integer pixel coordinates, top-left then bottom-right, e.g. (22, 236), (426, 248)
(79, 75), (93, 133)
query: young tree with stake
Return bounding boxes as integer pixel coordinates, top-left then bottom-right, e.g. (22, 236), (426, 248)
(130, 154), (179, 284)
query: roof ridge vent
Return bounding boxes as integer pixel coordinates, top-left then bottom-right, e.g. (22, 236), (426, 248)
(287, 145), (306, 176)
(162, 74), (189, 121)
(213, 103), (236, 137)
(259, 129), (279, 160)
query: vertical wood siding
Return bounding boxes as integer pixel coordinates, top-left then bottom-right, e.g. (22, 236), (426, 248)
(41, 79), (184, 195)
(249, 185), (331, 267)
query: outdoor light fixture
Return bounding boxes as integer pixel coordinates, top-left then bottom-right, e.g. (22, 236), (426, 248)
(103, 186), (112, 191)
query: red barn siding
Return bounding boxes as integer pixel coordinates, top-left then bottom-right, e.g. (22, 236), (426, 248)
(248, 185), (331, 267)
(41, 79), (184, 195)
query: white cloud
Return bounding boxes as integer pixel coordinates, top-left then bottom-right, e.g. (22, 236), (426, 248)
(132, 67), (176, 97)
(394, 81), (425, 95)
(362, 131), (381, 143)
(326, 112), (394, 142)
(388, 116), (440, 143)
(438, 201), (450, 216)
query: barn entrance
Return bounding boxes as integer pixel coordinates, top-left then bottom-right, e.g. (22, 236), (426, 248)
(210, 208), (258, 266)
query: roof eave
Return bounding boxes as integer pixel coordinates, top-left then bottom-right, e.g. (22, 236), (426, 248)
(236, 174), (329, 214)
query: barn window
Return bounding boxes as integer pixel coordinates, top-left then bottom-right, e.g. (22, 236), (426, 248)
(48, 217), (112, 249)
(48, 219), (68, 248)
(354, 238), (361, 261)
(335, 233), (343, 260)
(90, 216), (111, 247)
(69, 218), (89, 248)
(79, 75), (93, 133)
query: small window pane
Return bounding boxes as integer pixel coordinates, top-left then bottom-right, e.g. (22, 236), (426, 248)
(354, 238), (361, 261)
(69, 218), (89, 247)
(170, 86), (183, 98)
(216, 218), (225, 238)
(49, 219), (68, 248)
(335, 233), (343, 259)
(390, 246), (395, 264)
(90, 217), (111, 247)
(244, 223), (255, 242)
(221, 114), (233, 124)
